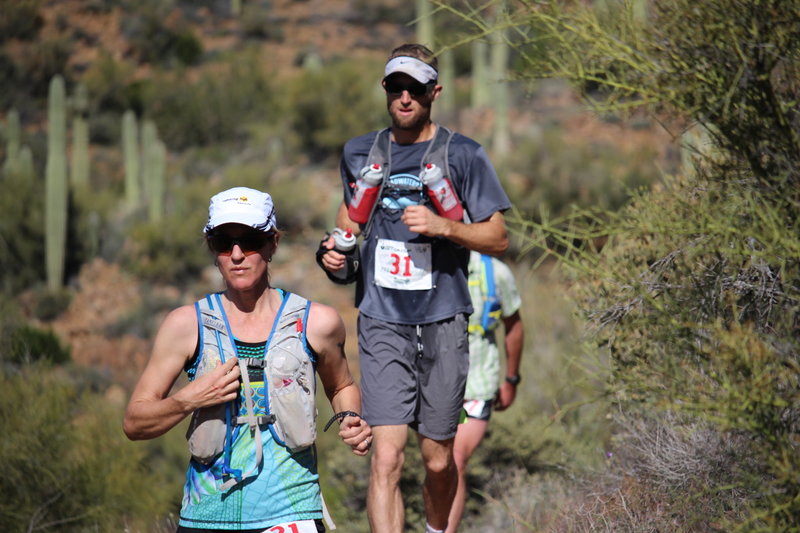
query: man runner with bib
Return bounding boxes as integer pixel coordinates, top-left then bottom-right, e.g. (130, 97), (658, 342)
(318, 44), (511, 533)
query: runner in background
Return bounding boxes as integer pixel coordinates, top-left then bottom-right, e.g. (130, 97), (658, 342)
(446, 251), (524, 533)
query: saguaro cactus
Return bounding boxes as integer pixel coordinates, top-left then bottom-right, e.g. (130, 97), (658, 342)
(490, 0), (510, 156)
(17, 145), (34, 181)
(147, 138), (166, 222)
(415, 0), (455, 117)
(141, 119), (166, 222)
(471, 40), (489, 108)
(122, 109), (140, 207)
(141, 119), (156, 199)
(70, 83), (90, 186)
(45, 75), (68, 291)
(3, 109), (21, 177)
(415, 0), (434, 47)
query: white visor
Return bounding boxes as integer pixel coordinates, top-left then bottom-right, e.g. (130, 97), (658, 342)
(383, 56), (438, 84)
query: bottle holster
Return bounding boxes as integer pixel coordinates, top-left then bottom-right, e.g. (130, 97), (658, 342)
(315, 232), (360, 285)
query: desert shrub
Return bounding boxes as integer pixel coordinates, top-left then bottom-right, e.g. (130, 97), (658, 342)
(4, 323), (70, 365)
(484, 0), (800, 529)
(12, 38), (73, 99)
(81, 51), (144, 115)
(70, 183), (124, 259)
(284, 58), (386, 162)
(0, 0), (44, 42)
(119, 174), (219, 286)
(143, 50), (276, 149)
(263, 173), (331, 233)
(500, 114), (662, 221)
(346, 0), (415, 26)
(31, 287), (73, 321)
(122, 212), (209, 285)
(0, 170), (45, 295)
(122, 3), (203, 67)
(0, 364), (176, 532)
(240, 3), (285, 41)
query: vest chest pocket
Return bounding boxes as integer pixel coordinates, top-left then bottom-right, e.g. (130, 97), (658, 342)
(267, 343), (317, 451)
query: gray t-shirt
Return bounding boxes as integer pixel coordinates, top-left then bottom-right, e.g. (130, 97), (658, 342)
(340, 127), (511, 325)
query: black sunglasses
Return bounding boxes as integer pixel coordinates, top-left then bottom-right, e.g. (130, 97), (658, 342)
(384, 79), (435, 97)
(208, 231), (274, 256)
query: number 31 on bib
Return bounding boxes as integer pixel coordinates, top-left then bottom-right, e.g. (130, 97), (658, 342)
(374, 239), (433, 290)
(267, 519), (318, 533)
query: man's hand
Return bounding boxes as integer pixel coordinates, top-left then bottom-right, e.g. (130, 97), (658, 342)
(339, 415), (373, 456)
(401, 205), (450, 237)
(318, 235), (346, 273)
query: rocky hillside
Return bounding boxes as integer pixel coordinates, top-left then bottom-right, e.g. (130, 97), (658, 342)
(12, 0), (676, 395)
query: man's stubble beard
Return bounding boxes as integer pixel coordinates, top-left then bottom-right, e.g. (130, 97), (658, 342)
(389, 103), (432, 132)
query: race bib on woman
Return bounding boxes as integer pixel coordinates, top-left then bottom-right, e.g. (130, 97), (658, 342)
(262, 519), (318, 533)
(374, 238), (432, 290)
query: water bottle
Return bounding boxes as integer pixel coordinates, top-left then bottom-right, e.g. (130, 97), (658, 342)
(348, 163), (383, 224)
(329, 227), (357, 282)
(421, 163), (463, 221)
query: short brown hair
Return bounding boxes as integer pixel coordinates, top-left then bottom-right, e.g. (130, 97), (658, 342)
(388, 43), (438, 73)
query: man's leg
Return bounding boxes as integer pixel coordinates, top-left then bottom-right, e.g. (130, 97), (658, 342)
(445, 417), (489, 533)
(368, 424), (409, 533)
(418, 434), (458, 531)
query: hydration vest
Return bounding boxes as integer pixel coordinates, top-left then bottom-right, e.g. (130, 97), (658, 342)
(468, 254), (503, 336)
(185, 291), (317, 491)
(361, 123), (467, 237)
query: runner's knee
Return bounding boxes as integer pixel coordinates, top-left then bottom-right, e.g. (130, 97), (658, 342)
(423, 451), (454, 476)
(371, 446), (405, 480)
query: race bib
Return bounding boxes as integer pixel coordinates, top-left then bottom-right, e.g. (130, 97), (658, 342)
(463, 399), (488, 418)
(262, 519), (318, 533)
(374, 238), (432, 290)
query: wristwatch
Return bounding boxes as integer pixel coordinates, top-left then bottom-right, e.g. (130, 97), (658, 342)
(505, 374), (521, 386)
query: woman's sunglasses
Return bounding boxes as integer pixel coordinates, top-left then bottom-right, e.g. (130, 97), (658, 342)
(383, 79), (435, 98)
(208, 231), (274, 256)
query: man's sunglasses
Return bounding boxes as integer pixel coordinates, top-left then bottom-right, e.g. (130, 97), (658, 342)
(208, 231), (274, 256)
(384, 79), (435, 98)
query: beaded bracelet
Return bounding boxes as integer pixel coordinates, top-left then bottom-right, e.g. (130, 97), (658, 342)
(323, 410), (362, 432)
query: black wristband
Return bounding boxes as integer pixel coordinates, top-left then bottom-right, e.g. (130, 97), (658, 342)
(323, 410), (362, 432)
(505, 374), (521, 386)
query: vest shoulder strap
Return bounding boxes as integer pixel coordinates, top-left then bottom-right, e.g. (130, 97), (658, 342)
(481, 254), (496, 302)
(479, 254), (502, 334)
(366, 124), (454, 175)
(363, 124), (459, 236)
(195, 292), (237, 369)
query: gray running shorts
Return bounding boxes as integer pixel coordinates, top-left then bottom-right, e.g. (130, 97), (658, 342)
(358, 313), (469, 440)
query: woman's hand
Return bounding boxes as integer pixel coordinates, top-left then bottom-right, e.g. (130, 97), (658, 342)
(338, 414), (373, 456)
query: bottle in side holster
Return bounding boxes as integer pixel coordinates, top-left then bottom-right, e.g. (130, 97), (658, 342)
(348, 163), (383, 224)
(421, 163), (464, 221)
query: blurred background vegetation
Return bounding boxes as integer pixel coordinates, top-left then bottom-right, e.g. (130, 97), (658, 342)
(1, 0), (797, 532)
